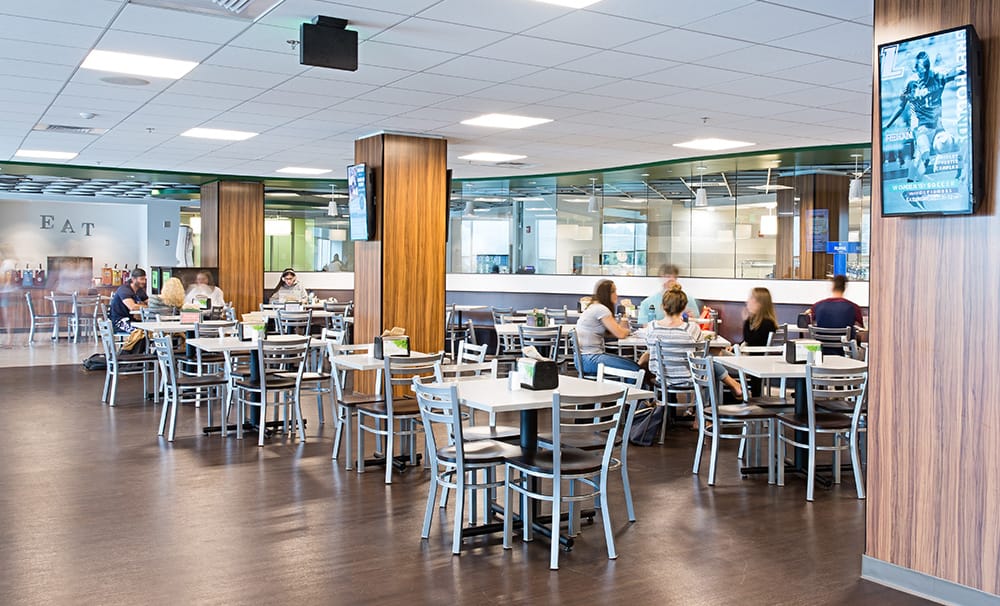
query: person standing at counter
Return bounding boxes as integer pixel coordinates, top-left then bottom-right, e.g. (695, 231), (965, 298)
(269, 268), (308, 303)
(109, 268), (148, 333)
(807, 275), (864, 335)
(638, 263), (701, 324)
(576, 279), (638, 375)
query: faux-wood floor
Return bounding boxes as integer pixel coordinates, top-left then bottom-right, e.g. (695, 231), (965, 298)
(0, 365), (931, 606)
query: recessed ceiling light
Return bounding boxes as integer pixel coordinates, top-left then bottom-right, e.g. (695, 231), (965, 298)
(14, 149), (78, 160)
(473, 197), (505, 202)
(275, 166), (332, 175)
(459, 152), (527, 163)
(181, 127), (258, 141)
(750, 184), (795, 191)
(82, 49), (198, 80)
(266, 192), (299, 197)
(461, 114), (552, 129)
(532, 0), (602, 7)
(673, 138), (755, 151)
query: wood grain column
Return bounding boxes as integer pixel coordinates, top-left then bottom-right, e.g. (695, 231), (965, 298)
(867, 0), (1000, 597)
(353, 133), (447, 383)
(199, 181), (263, 317)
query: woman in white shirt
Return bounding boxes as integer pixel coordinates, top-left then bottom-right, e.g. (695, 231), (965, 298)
(639, 284), (742, 398)
(184, 271), (225, 308)
(576, 279), (638, 376)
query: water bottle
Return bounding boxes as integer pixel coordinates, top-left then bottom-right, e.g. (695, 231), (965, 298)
(647, 304), (655, 324)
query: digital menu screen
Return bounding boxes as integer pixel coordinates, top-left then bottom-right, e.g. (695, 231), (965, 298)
(347, 163), (369, 240)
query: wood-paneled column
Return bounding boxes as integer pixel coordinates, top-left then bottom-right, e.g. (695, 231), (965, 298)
(199, 180), (263, 316)
(353, 133), (447, 374)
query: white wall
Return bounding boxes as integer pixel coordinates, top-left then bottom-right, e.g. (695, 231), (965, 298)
(146, 201), (184, 268)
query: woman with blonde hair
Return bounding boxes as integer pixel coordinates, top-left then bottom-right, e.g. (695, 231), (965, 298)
(741, 287), (778, 347)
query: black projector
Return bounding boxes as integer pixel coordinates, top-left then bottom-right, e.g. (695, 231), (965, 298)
(299, 16), (358, 72)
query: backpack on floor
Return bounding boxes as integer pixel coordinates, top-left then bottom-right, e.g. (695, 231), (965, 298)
(82, 353), (107, 371)
(628, 405), (664, 446)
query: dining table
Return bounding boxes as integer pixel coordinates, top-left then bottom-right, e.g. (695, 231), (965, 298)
(714, 354), (867, 478)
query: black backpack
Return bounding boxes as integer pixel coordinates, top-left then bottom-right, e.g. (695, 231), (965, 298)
(82, 353), (107, 371)
(628, 405), (664, 446)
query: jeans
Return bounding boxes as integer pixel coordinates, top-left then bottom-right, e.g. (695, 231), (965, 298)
(581, 352), (640, 376)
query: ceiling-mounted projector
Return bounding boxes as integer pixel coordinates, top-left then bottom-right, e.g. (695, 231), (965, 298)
(300, 16), (358, 72)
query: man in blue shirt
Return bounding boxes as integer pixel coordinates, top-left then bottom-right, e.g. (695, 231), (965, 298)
(638, 264), (700, 324)
(109, 268), (148, 333)
(808, 274), (864, 336)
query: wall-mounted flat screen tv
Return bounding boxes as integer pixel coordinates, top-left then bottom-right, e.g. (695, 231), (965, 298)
(877, 24), (982, 216)
(347, 163), (374, 240)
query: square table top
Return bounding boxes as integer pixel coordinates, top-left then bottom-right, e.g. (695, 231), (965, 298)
(330, 351), (433, 371)
(132, 321), (194, 333)
(187, 334), (324, 353)
(715, 354), (866, 379)
(448, 375), (653, 414)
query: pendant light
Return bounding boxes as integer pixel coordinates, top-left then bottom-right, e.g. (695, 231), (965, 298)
(587, 178), (599, 212)
(693, 165), (708, 207)
(848, 153), (867, 202)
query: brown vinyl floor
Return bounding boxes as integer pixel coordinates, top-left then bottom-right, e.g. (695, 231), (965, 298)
(0, 365), (931, 606)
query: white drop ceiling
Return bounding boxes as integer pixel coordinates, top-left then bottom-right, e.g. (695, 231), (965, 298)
(0, 0), (873, 179)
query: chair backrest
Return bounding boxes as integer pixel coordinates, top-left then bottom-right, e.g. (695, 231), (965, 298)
(550, 391), (625, 478)
(808, 326), (853, 355)
(596, 363), (645, 388)
(24, 292), (38, 316)
(150, 334), (179, 389)
(326, 312), (348, 332)
(321, 326), (347, 347)
(140, 307), (159, 321)
(651, 338), (705, 388)
(383, 353), (444, 413)
(767, 325), (787, 347)
(440, 359), (498, 382)
(544, 308), (570, 325)
(805, 364), (868, 428)
(323, 300), (352, 315)
(687, 353), (720, 426)
(256, 336), (309, 389)
(413, 379), (465, 467)
(194, 320), (236, 338)
(97, 319), (118, 362)
(517, 324), (562, 361)
(499, 313), (527, 325)
(569, 330), (590, 379)
(456, 340), (488, 363)
(276, 309), (313, 336)
(490, 306), (513, 325)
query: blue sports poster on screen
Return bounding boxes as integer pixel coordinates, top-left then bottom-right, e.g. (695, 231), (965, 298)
(878, 27), (972, 215)
(347, 163), (368, 240)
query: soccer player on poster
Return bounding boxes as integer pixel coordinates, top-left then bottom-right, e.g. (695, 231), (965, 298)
(881, 40), (968, 211)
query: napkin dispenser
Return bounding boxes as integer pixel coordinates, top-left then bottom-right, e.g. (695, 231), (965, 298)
(517, 358), (559, 390)
(374, 335), (410, 360)
(785, 339), (822, 364)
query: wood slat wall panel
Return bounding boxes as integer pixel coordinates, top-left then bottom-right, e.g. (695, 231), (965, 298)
(200, 181), (263, 317)
(868, 0), (1000, 595)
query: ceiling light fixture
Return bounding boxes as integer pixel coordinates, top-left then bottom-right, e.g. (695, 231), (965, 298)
(693, 166), (708, 207)
(587, 178), (599, 213)
(266, 192), (299, 197)
(81, 49), (198, 80)
(460, 114), (552, 129)
(14, 149), (78, 160)
(760, 214), (778, 236)
(848, 153), (869, 202)
(675, 138), (755, 151)
(181, 127), (258, 141)
(275, 166), (331, 175)
(459, 152), (527, 163)
(532, 0), (602, 7)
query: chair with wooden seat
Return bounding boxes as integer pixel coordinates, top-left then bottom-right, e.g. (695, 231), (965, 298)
(327, 339), (383, 469)
(25, 292), (58, 342)
(689, 353), (780, 486)
(776, 364), (868, 501)
(97, 319), (157, 407)
(151, 334), (229, 442)
(503, 389), (627, 570)
(231, 336), (309, 446)
(415, 379), (521, 555)
(357, 353), (444, 484)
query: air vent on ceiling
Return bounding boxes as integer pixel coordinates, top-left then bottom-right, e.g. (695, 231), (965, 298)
(129, 0), (285, 20)
(33, 124), (107, 135)
(493, 161), (540, 169)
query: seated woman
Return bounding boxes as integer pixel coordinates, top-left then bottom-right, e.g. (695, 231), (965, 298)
(269, 268), (308, 303)
(735, 287), (778, 397)
(639, 284), (742, 399)
(576, 279), (639, 376)
(184, 271), (225, 308)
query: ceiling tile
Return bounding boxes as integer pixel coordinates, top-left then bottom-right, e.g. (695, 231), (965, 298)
(696, 44), (821, 75)
(206, 46), (308, 75)
(95, 30), (222, 64)
(359, 86), (451, 106)
(701, 75), (813, 98)
(0, 0), (122, 28)
(558, 51), (677, 79)
(0, 14), (102, 49)
(110, 4), (248, 44)
(619, 28), (752, 64)
(522, 11), (667, 49)
(537, 92), (631, 112)
(327, 97), (417, 117)
(684, 3), (838, 44)
(416, 0), (570, 33)
(587, 0), (755, 27)
(184, 64), (292, 89)
(472, 35), (598, 68)
(256, 0), (408, 39)
(427, 56), (542, 83)
(276, 76), (376, 98)
(0, 38), (89, 67)
(763, 0), (873, 22)
(228, 101), (320, 119)
(228, 23), (304, 55)
(391, 72), (492, 96)
(771, 21), (872, 64)
(777, 59), (871, 86)
(166, 79), (267, 102)
(463, 84), (565, 105)
(586, 79), (686, 103)
(303, 64), (413, 86)
(370, 17), (509, 54)
(359, 40), (457, 71)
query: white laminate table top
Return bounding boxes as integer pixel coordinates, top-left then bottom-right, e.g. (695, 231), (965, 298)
(715, 355), (866, 379)
(615, 334), (731, 349)
(330, 351), (432, 371)
(132, 321), (194, 333)
(187, 335), (327, 353)
(451, 375), (654, 414)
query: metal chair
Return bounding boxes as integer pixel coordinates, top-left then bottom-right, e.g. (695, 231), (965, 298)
(415, 379), (520, 555)
(544, 307), (569, 325)
(595, 363), (645, 521)
(689, 354), (779, 486)
(568, 330), (597, 380)
(25, 292), (58, 342)
(69, 293), (101, 342)
(649, 338), (707, 444)
(327, 340), (383, 469)
(276, 308), (313, 336)
(503, 389), (626, 570)
(231, 336), (309, 446)
(776, 365), (868, 501)
(357, 353), (444, 484)
(97, 319), (157, 407)
(808, 325), (854, 356)
(445, 304), (472, 359)
(517, 324), (562, 361)
(151, 334), (229, 442)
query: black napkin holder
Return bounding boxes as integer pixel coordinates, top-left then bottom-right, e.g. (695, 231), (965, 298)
(518, 358), (559, 390)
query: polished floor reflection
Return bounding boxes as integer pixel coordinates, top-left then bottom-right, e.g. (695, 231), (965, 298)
(0, 364), (929, 606)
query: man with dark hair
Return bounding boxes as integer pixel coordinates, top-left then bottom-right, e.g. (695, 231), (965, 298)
(807, 274), (864, 334)
(638, 263), (700, 323)
(109, 268), (148, 333)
